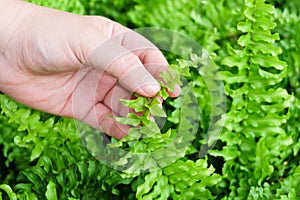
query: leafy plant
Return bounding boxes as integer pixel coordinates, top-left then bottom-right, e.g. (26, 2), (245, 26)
(210, 0), (294, 198)
(26, 0), (86, 14)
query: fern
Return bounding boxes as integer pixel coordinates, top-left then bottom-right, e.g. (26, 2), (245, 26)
(25, 0), (86, 14)
(1, 0), (300, 199)
(0, 94), (133, 199)
(0, 54), (222, 199)
(136, 159), (221, 200)
(210, 0), (293, 198)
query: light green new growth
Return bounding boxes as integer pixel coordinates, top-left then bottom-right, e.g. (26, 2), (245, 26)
(114, 63), (185, 129)
(112, 56), (221, 200)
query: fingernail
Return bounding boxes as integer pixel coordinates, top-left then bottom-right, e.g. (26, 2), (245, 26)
(174, 84), (182, 95)
(141, 84), (161, 97)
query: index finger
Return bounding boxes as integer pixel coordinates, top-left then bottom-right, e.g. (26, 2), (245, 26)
(97, 19), (181, 96)
(111, 28), (181, 97)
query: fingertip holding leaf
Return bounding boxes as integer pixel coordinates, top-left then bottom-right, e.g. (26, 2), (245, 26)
(112, 58), (193, 142)
(167, 84), (182, 98)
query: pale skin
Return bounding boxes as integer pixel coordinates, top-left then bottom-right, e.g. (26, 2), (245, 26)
(0, 0), (180, 139)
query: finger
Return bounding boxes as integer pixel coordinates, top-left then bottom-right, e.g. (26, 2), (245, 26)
(82, 102), (129, 139)
(71, 68), (129, 139)
(86, 39), (161, 97)
(82, 18), (180, 97)
(166, 85), (182, 98)
(71, 68), (117, 120)
(106, 26), (181, 97)
(103, 84), (132, 117)
(109, 30), (169, 79)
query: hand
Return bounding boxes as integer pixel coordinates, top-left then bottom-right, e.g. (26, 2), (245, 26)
(0, 0), (180, 139)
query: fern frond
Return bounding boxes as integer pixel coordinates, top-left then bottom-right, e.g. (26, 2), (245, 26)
(210, 0), (293, 198)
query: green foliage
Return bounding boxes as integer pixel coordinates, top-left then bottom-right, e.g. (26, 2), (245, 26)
(209, 0), (295, 198)
(0, 184), (17, 200)
(0, 94), (133, 199)
(127, 0), (243, 58)
(25, 0), (86, 14)
(1, 0), (300, 199)
(86, 0), (136, 25)
(136, 159), (221, 200)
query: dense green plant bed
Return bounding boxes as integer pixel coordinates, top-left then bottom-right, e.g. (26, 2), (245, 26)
(1, 0), (300, 199)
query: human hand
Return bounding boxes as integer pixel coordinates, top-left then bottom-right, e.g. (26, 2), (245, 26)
(0, 0), (180, 139)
